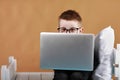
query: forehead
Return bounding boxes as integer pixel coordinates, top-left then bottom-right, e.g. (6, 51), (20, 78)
(59, 19), (80, 28)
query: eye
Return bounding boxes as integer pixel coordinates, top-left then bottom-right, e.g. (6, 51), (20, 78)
(70, 28), (76, 32)
(62, 28), (66, 30)
(60, 27), (67, 32)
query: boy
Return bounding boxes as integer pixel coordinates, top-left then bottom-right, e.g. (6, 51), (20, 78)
(53, 10), (92, 80)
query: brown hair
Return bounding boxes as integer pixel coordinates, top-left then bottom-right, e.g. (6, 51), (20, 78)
(59, 10), (82, 22)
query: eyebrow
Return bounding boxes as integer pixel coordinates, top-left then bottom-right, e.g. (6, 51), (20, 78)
(58, 26), (80, 28)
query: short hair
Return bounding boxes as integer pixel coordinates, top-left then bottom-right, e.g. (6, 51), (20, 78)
(59, 10), (82, 22)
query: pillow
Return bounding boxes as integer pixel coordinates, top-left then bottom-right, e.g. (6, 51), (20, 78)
(93, 26), (115, 80)
(95, 26), (115, 63)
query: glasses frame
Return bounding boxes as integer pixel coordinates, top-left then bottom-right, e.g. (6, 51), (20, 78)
(57, 27), (80, 33)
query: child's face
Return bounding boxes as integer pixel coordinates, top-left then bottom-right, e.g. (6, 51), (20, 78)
(58, 19), (83, 33)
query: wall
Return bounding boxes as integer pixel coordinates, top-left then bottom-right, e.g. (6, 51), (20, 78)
(0, 0), (120, 72)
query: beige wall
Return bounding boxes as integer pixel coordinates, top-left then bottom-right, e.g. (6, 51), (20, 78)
(0, 0), (120, 72)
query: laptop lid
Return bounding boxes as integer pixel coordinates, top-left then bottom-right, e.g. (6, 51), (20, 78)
(40, 32), (95, 71)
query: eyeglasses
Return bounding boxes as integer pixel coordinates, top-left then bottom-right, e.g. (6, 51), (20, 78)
(57, 27), (79, 33)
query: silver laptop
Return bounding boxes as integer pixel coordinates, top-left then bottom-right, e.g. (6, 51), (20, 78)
(40, 32), (95, 71)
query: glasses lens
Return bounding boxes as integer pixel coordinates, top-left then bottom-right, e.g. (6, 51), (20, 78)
(69, 28), (76, 32)
(58, 27), (66, 32)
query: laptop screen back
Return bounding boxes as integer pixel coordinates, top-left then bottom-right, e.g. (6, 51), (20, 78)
(40, 32), (95, 71)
